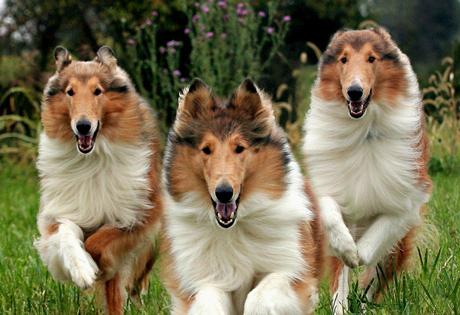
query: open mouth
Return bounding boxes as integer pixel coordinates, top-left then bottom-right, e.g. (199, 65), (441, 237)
(212, 196), (240, 229)
(347, 90), (372, 119)
(75, 123), (99, 154)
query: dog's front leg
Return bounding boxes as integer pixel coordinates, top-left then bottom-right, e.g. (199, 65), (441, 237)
(189, 287), (234, 315)
(84, 223), (157, 281)
(356, 213), (420, 266)
(244, 273), (306, 315)
(319, 196), (359, 268)
(35, 218), (99, 289)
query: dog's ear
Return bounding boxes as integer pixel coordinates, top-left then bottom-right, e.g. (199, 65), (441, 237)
(96, 46), (117, 69)
(230, 78), (268, 117)
(54, 46), (72, 72)
(372, 27), (392, 41)
(178, 78), (214, 118)
(230, 79), (275, 138)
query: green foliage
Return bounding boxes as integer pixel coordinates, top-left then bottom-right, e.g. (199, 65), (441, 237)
(0, 87), (41, 160)
(185, 1), (289, 96)
(124, 0), (290, 132)
(423, 57), (460, 173)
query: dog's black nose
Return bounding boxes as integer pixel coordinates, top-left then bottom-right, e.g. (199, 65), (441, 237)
(347, 85), (363, 101)
(76, 119), (92, 135)
(215, 184), (233, 203)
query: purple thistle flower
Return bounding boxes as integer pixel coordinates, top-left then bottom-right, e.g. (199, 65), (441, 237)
(166, 40), (180, 47)
(202, 5), (210, 13)
(206, 32), (214, 38)
(266, 27), (274, 34)
(151, 10), (158, 17)
(180, 77), (187, 83)
(145, 19), (152, 26)
(218, 0), (227, 8)
(173, 70), (181, 77)
(159, 46), (166, 54)
(258, 11), (266, 17)
(127, 38), (136, 46)
(192, 14), (200, 22)
(184, 28), (191, 34)
(283, 15), (291, 22)
(237, 2), (244, 9)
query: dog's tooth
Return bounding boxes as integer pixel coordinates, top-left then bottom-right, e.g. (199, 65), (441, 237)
(217, 213), (222, 220)
(230, 212), (234, 219)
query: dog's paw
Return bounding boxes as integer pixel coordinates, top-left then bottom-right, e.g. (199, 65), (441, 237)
(357, 241), (375, 266)
(64, 249), (99, 289)
(244, 286), (301, 315)
(329, 229), (359, 268)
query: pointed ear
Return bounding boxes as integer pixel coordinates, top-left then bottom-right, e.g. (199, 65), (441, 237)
(231, 78), (266, 116)
(178, 78), (214, 118)
(96, 46), (117, 69)
(54, 46), (71, 72)
(372, 27), (392, 41)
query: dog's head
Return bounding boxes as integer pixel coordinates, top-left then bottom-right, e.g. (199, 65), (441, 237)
(317, 28), (407, 119)
(42, 46), (136, 154)
(166, 79), (288, 229)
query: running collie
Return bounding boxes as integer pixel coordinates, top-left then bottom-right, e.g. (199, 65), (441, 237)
(161, 79), (324, 314)
(34, 46), (163, 315)
(302, 28), (432, 313)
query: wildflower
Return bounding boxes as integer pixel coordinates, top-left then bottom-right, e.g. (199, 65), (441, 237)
(145, 19), (152, 26)
(206, 32), (214, 39)
(192, 14), (200, 22)
(258, 11), (266, 17)
(151, 11), (158, 17)
(283, 15), (291, 22)
(159, 46), (166, 54)
(218, 0), (227, 8)
(184, 28), (191, 34)
(127, 38), (136, 46)
(266, 27), (274, 34)
(173, 70), (181, 77)
(202, 5), (210, 13)
(167, 40), (180, 47)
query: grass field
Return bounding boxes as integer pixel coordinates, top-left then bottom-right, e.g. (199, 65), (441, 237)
(0, 160), (459, 314)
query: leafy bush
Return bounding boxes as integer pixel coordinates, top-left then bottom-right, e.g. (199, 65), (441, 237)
(0, 87), (41, 161)
(423, 57), (460, 172)
(125, 0), (290, 133)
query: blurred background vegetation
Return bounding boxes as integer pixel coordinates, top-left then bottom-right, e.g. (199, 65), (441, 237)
(0, 0), (459, 172)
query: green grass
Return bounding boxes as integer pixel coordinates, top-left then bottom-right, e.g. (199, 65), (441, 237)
(0, 160), (459, 314)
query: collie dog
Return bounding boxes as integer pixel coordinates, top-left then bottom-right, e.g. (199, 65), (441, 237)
(160, 78), (324, 314)
(34, 46), (163, 315)
(302, 28), (432, 313)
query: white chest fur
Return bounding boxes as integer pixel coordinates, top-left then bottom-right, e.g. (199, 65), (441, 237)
(37, 133), (152, 230)
(165, 162), (311, 295)
(303, 97), (428, 221)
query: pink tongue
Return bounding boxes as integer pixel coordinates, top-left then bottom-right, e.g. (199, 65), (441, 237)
(78, 136), (92, 148)
(216, 201), (237, 221)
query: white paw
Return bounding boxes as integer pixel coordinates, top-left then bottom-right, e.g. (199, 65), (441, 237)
(189, 288), (232, 315)
(63, 249), (99, 289)
(244, 286), (301, 315)
(329, 228), (359, 268)
(357, 240), (375, 266)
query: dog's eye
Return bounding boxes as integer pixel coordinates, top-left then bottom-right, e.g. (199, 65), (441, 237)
(94, 88), (102, 96)
(66, 89), (74, 96)
(368, 56), (376, 63)
(235, 145), (245, 154)
(201, 146), (211, 155)
(340, 57), (347, 64)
